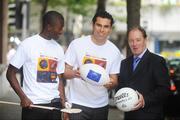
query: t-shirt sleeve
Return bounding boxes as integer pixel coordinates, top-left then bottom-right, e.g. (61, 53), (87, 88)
(110, 52), (124, 74)
(56, 47), (65, 74)
(10, 43), (27, 69)
(64, 42), (77, 66)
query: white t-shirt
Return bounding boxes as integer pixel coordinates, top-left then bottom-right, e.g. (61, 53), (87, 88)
(10, 34), (65, 104)
(7, 48), (16, 64)
(65, 35), (123, 108)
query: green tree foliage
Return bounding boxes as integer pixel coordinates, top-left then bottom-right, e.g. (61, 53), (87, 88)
(32, 0), (96, 16)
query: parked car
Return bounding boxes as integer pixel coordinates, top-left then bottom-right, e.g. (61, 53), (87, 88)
(164, 58), (180, 119)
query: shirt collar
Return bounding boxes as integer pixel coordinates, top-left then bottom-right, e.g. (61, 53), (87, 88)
(134, 48), (147, 59)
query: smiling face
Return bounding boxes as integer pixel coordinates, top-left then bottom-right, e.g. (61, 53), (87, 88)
(128, 28), (147, 56)
(92, 17), (112, 43)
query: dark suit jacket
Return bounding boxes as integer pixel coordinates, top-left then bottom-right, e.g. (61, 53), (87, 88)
(116, 50), (170, 120)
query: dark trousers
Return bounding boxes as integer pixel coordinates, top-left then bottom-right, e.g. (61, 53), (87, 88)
(22, 99), (62, 120)
(70, 103), (109, 120)
(124, 111), (165, 120)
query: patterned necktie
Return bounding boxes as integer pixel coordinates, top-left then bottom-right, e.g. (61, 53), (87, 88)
(133, 57), (141, 71)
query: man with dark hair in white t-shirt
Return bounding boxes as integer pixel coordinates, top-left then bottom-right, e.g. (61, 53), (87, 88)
(64, 10), (124, 120)
(6, 11), (67, 120)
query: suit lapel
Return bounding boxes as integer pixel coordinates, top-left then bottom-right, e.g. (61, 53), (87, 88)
(132, 50), (150, 76)
(123, 50), (151, 86)
(125, 56), (134, 82)
(128, 56), (133, 74)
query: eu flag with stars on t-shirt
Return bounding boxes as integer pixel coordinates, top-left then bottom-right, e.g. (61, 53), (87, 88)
(87, 70), (101, 82)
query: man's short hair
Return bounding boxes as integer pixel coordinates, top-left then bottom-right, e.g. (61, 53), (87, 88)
(128, 26), (147, 39)
(42, 11), (64, 29)
(92, 10), (114, 26)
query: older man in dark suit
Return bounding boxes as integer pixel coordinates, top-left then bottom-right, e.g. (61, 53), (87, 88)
(116, 26), (170, 120)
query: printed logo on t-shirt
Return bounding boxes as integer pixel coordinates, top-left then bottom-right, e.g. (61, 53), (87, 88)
(87, 70), (101, 82)
(82, 55), (107, 68)
(37, 56), (58, 83)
